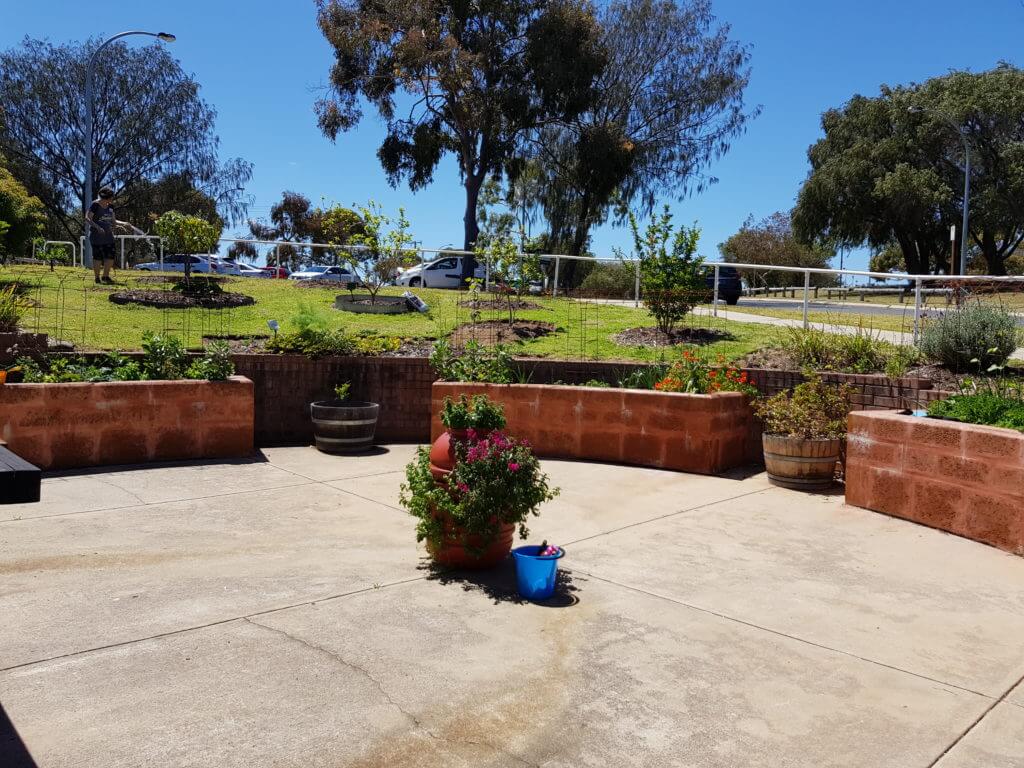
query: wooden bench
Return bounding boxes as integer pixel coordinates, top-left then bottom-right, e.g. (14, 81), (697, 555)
(0, 443), (41, 504)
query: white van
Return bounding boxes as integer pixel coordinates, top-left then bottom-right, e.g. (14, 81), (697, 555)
(396, 256), (486, 289)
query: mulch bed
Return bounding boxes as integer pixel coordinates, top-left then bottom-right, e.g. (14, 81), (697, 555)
(451, 320), (555, 346)
(108, 289), (255, 309)
(458, 299), (545, 312)
(613, 326), (732, 348)
(132, 275), (231, 285)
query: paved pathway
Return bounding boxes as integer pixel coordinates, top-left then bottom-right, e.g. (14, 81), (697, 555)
(3, 447), (1024, 766)
(693, 306), (1024, 360)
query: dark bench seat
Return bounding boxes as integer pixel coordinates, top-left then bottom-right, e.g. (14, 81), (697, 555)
(0, 444), (41, 504)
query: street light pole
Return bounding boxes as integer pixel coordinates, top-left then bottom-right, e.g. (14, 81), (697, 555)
(83, 31), (175, 268)
(908, 105), (971, 276)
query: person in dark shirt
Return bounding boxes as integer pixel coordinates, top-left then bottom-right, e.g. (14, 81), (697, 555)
(86, 186), (131, 284)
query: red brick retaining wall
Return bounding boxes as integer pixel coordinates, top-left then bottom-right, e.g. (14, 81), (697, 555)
(223, 354), (946, 447)
(0, 376), (254, 470)
(431, 382), (760, 475)
(230, 355), (435, 446)
(845, 411), (1024, 553)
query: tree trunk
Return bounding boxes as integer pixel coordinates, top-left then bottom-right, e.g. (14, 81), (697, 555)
(460, 176), (482, 287)
(981, 231), (1006, 275)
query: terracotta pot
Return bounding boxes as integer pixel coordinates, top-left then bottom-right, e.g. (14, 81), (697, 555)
(427, 515), (515, 569)
(428, 427), (492, 481)
(0, 370), (7, 385)
(762, 434), (841, 490)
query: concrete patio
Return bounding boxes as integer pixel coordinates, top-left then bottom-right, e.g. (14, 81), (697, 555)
(2, 445), (1023, 767)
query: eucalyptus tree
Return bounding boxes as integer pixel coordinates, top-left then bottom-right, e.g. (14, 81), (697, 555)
(315, 0), (605, 282)
(0, 37), (251, 241)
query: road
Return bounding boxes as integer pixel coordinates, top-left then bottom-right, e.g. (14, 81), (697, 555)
(733, 297), (1024, 326)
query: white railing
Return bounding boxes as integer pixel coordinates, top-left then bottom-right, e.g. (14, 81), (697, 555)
(146, 236), (1024, 345)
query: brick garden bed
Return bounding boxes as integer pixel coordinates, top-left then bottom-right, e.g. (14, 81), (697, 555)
(845, 411), (1024, 553)
(431, 382), (760, 475)
(0, 377), (254, 470)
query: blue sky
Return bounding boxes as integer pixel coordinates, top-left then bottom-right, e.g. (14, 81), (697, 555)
(4, 0), (1024, 269)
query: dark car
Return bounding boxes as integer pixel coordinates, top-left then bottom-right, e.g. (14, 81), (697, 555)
(705, 265), (742, 305)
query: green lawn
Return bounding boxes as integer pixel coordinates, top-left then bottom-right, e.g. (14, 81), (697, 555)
(6, 264), (781, 362)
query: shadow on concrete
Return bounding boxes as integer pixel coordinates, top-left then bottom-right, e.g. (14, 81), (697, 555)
(421, 556), (580, 607)
(0, 702), (38, 768)
(43, 453), (275, 479)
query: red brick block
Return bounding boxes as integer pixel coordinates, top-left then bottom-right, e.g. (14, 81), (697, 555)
(869, 467), (914, 517)
(846, 434), (901, 466)
(964, 428), (1024, 461)
(911, 420), (964, 452)
(97, 429), (150, 466)
(910, 480), (964, 531)
(902, 449), (939, 476)
(844, 463), (872, 508)
(621, 432), (666, 469)
(153, 428), (200, 461)
(962, 491), (1024, 553)
(202, 425), (254, 458)
(936, 454), (990, 485)
(49, 431), (99, 469)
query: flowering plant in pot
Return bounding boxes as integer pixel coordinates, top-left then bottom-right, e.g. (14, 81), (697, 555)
(310, 381), (380, 454)
(429, 395), (508, 478)
(401, 431), (559, 568)
(754, 375), (852, 490)
(402, 396), (559, 568)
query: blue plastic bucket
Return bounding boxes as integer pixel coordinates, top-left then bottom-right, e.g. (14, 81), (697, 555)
(512, 545), (565, 601)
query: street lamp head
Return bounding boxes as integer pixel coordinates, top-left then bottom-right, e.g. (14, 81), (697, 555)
(156, 32), (176, 42)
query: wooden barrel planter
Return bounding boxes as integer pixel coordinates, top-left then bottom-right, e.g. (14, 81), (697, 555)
(762, 435), (840, 490)
(310, 400), (380, 454)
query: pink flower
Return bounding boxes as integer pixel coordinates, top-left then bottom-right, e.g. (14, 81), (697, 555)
(466, 428), (478, 441)
(508, 462), (520, 472)
(457, 482), (469, 493)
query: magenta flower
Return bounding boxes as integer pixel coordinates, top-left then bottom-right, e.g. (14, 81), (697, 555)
(457, 482), (469, 493)
(508, 462), (520, 472)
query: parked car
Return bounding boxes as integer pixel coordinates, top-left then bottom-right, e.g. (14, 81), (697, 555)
(136, 254), (240, 275)
(289, 265), (362, 287)
(396, 256), (486, 289)
(261, 266), (290, 279)
(236, 263), (271, 278)
(705, 265), (742, 305)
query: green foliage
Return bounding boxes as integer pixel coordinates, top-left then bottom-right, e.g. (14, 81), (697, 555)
(315, 0), (605, 250)
(140, 332), (189, 380)
(154, 210), (222, 255)
(430, 338), (515, 384)
(653, 348), (758, 396)
(579, 262), (636, 299)
(521, 0), (755, 262)
(920, 303), (1020, 370)
(0, 283), (29, 332)
(439, 395), (508, 431)
(581, 379), (610, 388)
(266, 329), (356, 358)
(793, 65), (1024, 275)
(291, 302), (331, 334)
(0, 158), (45, 261)
(754, 376), (853, 440)
(0, 39), (252, 241)
(779, 326), (921, 376)
(185, 341), (235, 381)
(334, 382), (351, 401)
(617, 364), (670, 390)
(622, 206), (707, 334)
(928, 393), (1024, 433)
(344, 201), (414, 301)
(18, 342), (233, 383)
(400, 429), (558, 553)
(476, 235), (543, 324)
(719, 212), (836, 289)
